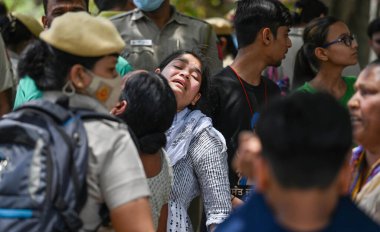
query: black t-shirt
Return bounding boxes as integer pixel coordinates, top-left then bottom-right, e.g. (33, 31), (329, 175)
(200, 66), (280, 190)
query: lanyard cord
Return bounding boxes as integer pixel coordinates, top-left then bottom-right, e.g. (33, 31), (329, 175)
(230, 66), (267, 116)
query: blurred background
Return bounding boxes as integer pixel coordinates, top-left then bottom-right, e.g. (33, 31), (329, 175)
(2, 0), (379, 68)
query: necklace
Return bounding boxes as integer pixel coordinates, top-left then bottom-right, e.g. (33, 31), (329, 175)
(230, 66), (267, 114)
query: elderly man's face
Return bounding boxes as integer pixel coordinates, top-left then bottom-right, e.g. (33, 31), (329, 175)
(42, 0), (87, 28)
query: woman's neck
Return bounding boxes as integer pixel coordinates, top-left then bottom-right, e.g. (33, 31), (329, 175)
(140, 151), (162, 178)
(310, 68), (346, 99)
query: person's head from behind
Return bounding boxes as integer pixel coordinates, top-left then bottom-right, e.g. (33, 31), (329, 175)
(293, 16), (358, 88)
(234, 0), (292, 67)
(292, 0), (328, 26)
(112, 71), (177, 154)
(155, 50), (210, 112)
(18, 12), (125, 111)
(0, 12), (43, 54)
(95, 0), (135, 12)
(42, 0), (89, 28)
(254, 92), (352, 196)
(348, 61), (380, 150)
(367, 18), (380, 59)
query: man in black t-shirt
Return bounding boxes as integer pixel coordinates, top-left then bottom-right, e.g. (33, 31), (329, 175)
(200, 0), (293, 206)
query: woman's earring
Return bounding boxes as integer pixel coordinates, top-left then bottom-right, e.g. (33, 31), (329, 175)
(62, 81), (76, 96)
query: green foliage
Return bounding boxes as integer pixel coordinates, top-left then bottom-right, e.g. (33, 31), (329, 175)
(2, 0), (43, 18)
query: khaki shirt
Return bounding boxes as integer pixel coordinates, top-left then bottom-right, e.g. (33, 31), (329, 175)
(111, 7), (223, 75)
(43, 92), (150, 231)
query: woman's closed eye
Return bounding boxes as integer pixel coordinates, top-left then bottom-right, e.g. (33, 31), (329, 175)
(359, 88), (376, 97)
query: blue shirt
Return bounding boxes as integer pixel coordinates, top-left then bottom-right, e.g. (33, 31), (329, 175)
(216, 193), (380, 232)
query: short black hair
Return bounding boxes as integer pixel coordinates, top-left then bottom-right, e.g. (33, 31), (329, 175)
(158, 50), (210, 109)
(292, 0), (328, 25)
(293, 16), (339, 89)
(367, 17), (380, 38)
(94, 0), (128, 12)
(234, 0), (292, 49)
(117, 72), (177, 154)
(256, 92), (352, 189)
(43, 0), (89, 14)
(18, 40), (102, 91)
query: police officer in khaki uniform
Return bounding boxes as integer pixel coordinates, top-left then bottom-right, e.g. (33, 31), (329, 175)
(110, 0), (223, 75)
(18, 12), (154, 232)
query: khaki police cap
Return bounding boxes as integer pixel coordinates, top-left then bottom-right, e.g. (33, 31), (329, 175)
(205, 17), (233, 35)
(11, 12), (43, 37)
(40, 12), (125, 57)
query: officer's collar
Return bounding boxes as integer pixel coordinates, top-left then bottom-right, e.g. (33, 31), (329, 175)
(132, 6), (187, 25)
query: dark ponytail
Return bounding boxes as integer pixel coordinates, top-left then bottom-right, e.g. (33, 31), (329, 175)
(139, 133), (167, 154)
(18, 39), (102, 91)
(292, 16), (339, 89)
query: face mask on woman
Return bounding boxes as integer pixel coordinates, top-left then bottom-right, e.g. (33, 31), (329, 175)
(133, 0), (165, 12)
(85, 71), (122, 111)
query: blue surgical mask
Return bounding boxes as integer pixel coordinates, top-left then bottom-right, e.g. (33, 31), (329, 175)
(133, 0), (165, 12)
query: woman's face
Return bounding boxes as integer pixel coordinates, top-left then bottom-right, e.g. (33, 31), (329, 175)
(348, 65), (380, 149)
(322, 21), (358, 67)
(73, 55), (121, 111)
(159, 53), (202, 111)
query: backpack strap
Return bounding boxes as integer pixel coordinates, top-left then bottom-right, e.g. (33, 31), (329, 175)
(14, 99), (72, 124)
(75, 109), (124, 124)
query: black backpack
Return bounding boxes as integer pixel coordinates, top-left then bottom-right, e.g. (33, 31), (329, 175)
(0, 99), (121, 232)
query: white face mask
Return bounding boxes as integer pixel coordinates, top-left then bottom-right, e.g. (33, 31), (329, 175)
(85, 70), (122, 111)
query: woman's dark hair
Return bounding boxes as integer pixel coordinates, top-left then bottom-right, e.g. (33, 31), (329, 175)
(0, 14), (35, 48)
(18, 39), (102, 90)
(158, 50), (210, 109)
(293, 16), (339, 89)
(117, 72), (177, 154)
(292, 0), (328, 25)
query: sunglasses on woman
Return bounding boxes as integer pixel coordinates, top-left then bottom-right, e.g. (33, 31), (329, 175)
(322, 34), (356, 48)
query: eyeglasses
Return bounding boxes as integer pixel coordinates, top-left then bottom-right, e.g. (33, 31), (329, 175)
(322, 34), (356, 48)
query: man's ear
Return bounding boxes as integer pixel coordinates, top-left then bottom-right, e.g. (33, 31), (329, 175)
(41, 16), (48, 29)
(110, 100), (128, 116)
(69, 64), (88, 91)
(262, 28), (273, 45)
(155, 68), (161, 74)
(315, 47), (329, 62)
